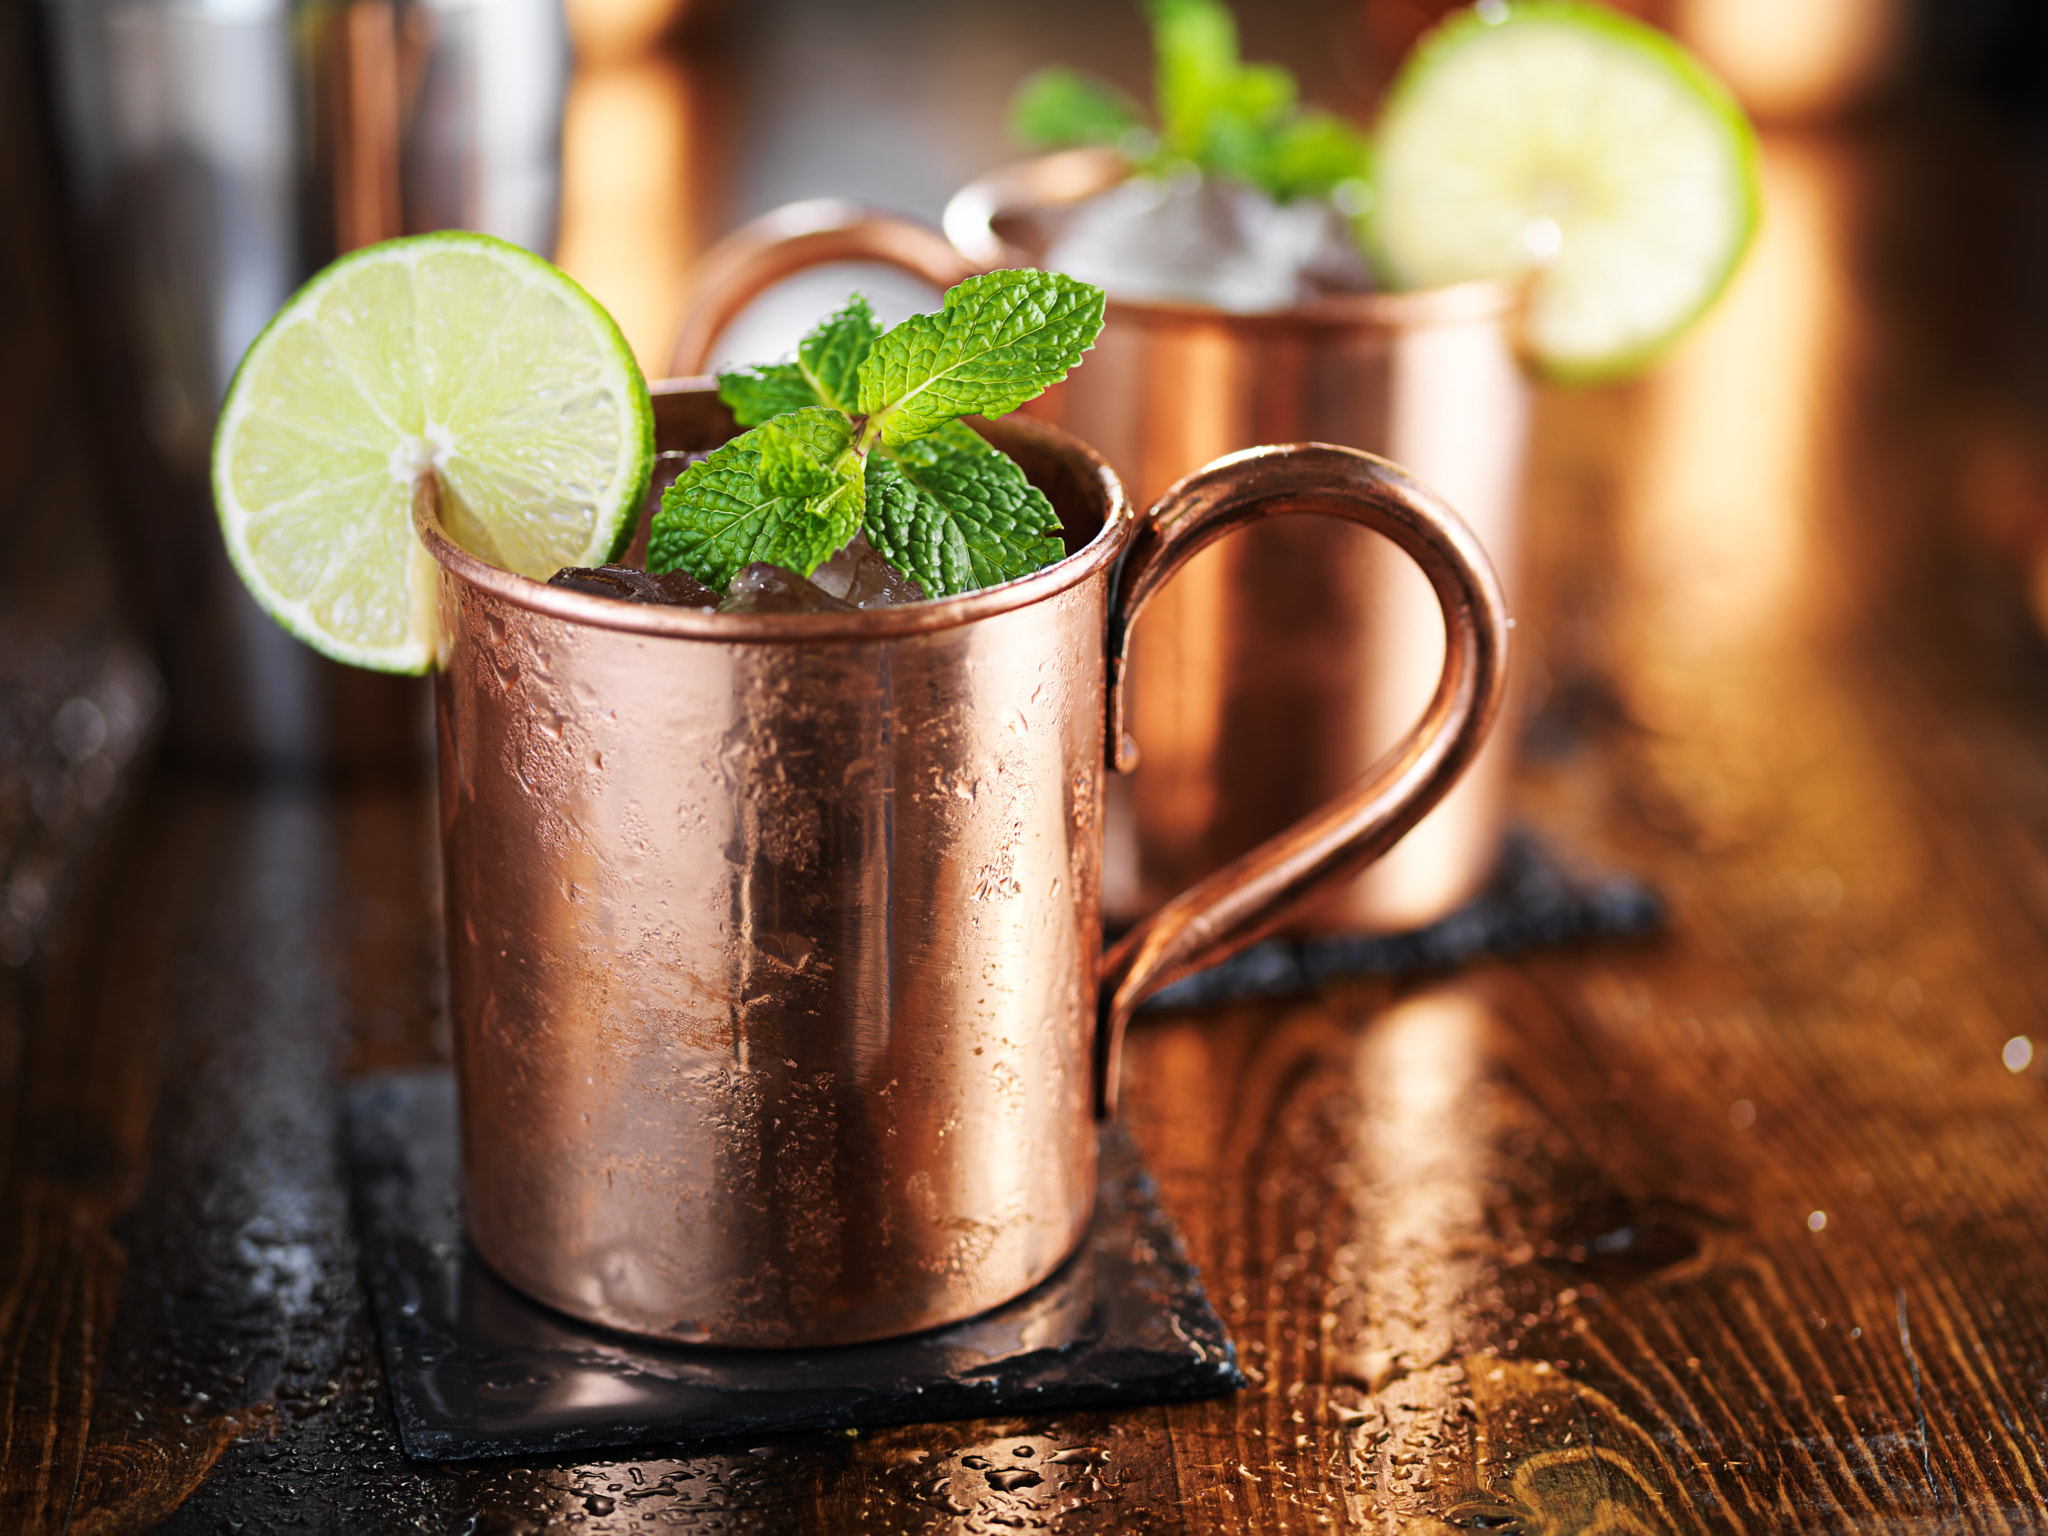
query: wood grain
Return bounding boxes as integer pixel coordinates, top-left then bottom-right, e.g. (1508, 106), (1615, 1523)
(0, 9), (167, 1527)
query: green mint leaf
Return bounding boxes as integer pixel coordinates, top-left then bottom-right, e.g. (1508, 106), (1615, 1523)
(715, 294), (879, 424)
(1261, 110), (1371, 202)
(794, 293), (879, 413)
(1145, 0), (1364, 203)
(717, 364), (816, 428)
(755, 414), (843, 497)
(863, 421), (1065, 597)
(856, 270), (1105, 449)
(1216, 60), (1296, 124)
(1148, 0), (1247, 160)
(1198, 61), (1300, 185)
(1010, 67), (1149, 152)
(649, 408), (863, 589)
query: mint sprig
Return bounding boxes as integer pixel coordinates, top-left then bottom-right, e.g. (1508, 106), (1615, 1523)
(858, 272), (1105, 448)
(649, 271), (1104, 598)
(1010, 0), (1369, 206)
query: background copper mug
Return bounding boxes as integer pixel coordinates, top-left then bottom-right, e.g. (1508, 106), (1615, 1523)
(422, 382), (1507, 1348)
(672, 158), (1530, 934)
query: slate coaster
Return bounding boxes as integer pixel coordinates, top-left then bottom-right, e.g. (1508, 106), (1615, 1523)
(346, 1071), (1242, 1462)
(1138, 828), (1663, 1014)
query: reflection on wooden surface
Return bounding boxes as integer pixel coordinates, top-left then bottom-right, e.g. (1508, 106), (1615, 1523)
(1337, 990), (1492, 1524)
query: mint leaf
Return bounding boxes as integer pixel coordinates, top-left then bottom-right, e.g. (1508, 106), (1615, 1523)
(1011, 0), (1368, 207)
(716, 294), (879, 425)
(664, 278), (1095, 599)
(1136, 0), (1366, 204)
(1011, 67), (1149, 152)
(864, 422), (1065, 597)
(794, 293), (878, 413)
(717, 364), (815, 428)
(1150, 0), (1254, 160)
(649, 408), (863, 589)
(755, 413), (843, 497)
(857, 270), (1104, 449)
(1262, 110), (1370, 201)
(1198, 61), (1299, 183)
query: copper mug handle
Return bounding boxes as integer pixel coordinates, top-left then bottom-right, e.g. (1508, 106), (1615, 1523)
(1093, 445), (1511, 1115)
(668, 208), (1511, 1117)
(669, 199), (976, 377)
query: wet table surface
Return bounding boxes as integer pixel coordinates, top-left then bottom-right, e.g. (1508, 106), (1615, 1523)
(13, 1), (2048, 1532)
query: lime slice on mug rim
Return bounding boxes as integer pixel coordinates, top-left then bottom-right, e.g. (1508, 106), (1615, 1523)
(212, 231), (654, 674)
(1369, 0), (1761, 383)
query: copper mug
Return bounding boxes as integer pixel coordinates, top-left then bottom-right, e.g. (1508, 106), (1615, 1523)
(673, 157), (1530, 934)
(420, 381), (1507, 1347)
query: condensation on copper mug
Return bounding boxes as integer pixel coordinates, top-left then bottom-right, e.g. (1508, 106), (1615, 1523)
(432, 394), (1112, 1348)
(428, 384), (1505, 1349)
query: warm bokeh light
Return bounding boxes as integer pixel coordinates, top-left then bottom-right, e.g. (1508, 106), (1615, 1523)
(336, 0), (403, 251)
(552, 53), (707, 373)
(562, 0), (692, 65)
(1604, 130), (1920, 883)
(1625, 136), (1854, 653)
(1674, 0), (1899, 120)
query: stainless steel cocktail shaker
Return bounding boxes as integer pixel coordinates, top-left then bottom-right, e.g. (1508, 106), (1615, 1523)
(38, 0), (567, 771)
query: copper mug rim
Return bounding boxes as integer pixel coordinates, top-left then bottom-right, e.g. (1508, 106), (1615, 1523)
(669, 150), (1524, 378)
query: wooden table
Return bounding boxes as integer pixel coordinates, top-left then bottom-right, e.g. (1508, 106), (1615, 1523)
(10, 5), (2048, 1532)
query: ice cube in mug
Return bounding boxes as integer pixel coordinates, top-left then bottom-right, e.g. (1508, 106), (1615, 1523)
(547, 564), (719, 607)
(718, 563), (856, 614)
(810, 534), (927, 609)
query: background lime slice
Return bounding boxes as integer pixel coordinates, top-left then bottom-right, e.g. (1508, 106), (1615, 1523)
(212, 231), (654, 674)
(1369, 1), (1760, 383)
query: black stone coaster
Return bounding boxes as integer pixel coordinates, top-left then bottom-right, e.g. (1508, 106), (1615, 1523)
(345, 1071), (1242, 1462)
(1139, 828), (1663, 1014)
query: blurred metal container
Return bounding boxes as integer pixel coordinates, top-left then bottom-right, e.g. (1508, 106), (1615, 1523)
(671, 158), (1531, 934)
(426, 383), (1508, 1346)
(37, 0), (567, 774)
(400, 0), (568, 246)
(948, 152), (1531, 935)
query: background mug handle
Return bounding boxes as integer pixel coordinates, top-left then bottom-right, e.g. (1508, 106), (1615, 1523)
(1093, 444), (1512, 1116)
(668, 199), (975, 377)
